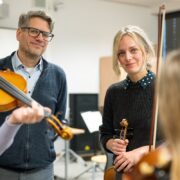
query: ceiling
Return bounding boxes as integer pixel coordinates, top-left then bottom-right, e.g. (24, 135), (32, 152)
(103, 0), (178, 7)
(103, 0), (180, 13)
(0, 0), (180, 29)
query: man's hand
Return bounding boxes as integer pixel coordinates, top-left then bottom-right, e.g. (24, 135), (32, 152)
(7, 101), (51, 125)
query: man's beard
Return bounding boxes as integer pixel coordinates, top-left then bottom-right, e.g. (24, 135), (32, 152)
(25, 49), (42, 60)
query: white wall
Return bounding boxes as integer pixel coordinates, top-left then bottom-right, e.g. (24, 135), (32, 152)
(0, 0), (158, 94)
(49, 0), (158, 94)
(0, 29), (18, 57)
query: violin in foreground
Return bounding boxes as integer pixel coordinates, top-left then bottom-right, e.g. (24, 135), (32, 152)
(0, 69), (73, 140)
(123, 145), (171, 180)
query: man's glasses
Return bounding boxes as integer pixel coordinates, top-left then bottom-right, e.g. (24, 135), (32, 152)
(21, 27), (54, 42)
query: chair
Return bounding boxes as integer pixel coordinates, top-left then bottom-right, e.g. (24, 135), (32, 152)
(90, 154), (107, 180)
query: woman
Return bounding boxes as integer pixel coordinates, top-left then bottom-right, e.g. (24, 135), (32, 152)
(158, 49), (180, 180)
(100, 25), (162, 179)
(0, 101), (50, 155)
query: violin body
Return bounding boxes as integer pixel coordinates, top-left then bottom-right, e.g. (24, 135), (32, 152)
(0, 70), (27, 112)
(104, 166), (116, 180)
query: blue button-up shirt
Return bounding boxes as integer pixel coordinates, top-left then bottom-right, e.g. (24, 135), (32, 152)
(11, 52), (43, 97)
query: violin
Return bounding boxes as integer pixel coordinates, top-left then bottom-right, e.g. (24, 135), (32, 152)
(0, 69), (73, 140)
(104, 119), (128, 180)
(122, 145), (171, 180)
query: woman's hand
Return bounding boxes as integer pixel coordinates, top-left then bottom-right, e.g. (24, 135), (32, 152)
(114, 151), (135, 172)
(114, 146), (149, 172)
(7, 101), (51, 125)
(106, 138), (129, 155)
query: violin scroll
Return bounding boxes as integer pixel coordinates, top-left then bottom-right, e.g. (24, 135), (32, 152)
(120, 119), (128, 140)
(47, 114), (73, 140)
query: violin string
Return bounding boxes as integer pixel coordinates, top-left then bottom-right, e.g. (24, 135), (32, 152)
(0, 76), (32, 106)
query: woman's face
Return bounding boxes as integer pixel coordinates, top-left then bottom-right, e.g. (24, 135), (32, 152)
(117, 35), (147, 80)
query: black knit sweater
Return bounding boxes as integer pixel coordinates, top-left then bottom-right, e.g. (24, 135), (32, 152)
(100, 71), (162, 153)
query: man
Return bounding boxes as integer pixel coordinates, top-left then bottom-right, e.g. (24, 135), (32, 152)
(0, 10), (67, 180)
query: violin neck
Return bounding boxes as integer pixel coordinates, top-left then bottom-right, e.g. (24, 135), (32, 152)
(120, 128), (126, 140)
(0, 76), (32, 107)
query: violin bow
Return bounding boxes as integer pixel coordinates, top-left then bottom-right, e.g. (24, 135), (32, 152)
(149, 5), (166, 151)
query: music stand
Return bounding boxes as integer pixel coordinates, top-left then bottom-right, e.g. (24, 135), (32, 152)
(80, 111), (102, 134)
(71, 111), (103, 179)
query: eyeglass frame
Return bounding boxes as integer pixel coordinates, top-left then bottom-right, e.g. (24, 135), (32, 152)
(20, 27), (54, 42)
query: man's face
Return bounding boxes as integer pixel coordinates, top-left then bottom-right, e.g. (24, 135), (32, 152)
(16, 17), (50, 59)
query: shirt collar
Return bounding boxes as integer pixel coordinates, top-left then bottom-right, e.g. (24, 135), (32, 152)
(12, 51), (43, 71)
(123, 70), (155, 90)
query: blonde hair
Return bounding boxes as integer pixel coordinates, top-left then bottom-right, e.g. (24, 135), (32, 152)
(158, 49), (180, 180)
(112, 25), (155, 76)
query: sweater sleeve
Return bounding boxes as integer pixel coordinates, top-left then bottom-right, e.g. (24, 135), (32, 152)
(0, 120), (21, 156)
(99, 87), (115, 152)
